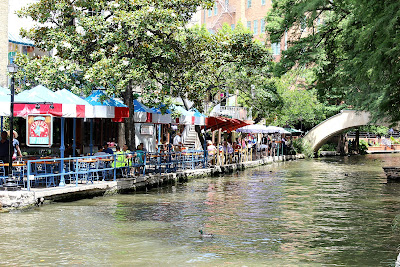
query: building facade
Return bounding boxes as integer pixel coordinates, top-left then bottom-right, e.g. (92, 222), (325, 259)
(0, 0), (9, 88)
(200, 0), (284, 61)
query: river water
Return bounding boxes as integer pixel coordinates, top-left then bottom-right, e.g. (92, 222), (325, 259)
(1, 154), (400, 266)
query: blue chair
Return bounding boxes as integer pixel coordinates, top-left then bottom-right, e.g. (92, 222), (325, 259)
(0, 160), (7, 185)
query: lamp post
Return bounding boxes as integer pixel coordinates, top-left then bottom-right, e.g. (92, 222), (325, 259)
(5, 63), (19, 190)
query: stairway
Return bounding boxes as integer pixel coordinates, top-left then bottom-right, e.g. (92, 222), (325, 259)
(182, 125), (201, 150)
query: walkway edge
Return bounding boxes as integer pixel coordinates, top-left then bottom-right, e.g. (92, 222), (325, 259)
(0, 154), (305, 211)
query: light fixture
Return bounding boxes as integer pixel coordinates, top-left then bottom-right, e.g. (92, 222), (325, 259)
(7, 63), (19, 73)
(35, 103), (40, 109)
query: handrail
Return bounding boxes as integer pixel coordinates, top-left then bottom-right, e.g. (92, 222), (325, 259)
(22, 147), (286, 190)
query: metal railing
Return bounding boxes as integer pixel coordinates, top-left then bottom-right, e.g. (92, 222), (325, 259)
(14, 146), (284, 191)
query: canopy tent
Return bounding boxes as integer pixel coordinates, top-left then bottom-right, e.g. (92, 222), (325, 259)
(14, 85), (63, 117)
(236, 125), (290, 134)
(206, 116), (251, 132)
(265, 126), (291, 134)
(237, 125), (290, 134)
(84, 90), (129, 120)
(54, 89), (94, 118)
(172, 105), (206, 126)
(150, 106), (172, 124)
(284, 127), (303, 135)
(192, 108), (206, 126)
(8, 32), (35, 47)
(133, 99), (153, 123)
(236, 124), (271, 134)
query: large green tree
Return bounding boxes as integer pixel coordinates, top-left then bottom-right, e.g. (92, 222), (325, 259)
(266, 0), (400, 124)
(17, 0), (215, 148)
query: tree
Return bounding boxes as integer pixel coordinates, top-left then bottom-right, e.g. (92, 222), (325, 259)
(17, 0), (214, 148)
(17, 0), (281, 149)
(266, 0), (400, 124)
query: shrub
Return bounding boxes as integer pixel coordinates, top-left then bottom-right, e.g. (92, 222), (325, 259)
(320, 143), (336, 151)
(359, 139), (369, 154)
(292, 138), (314, 158)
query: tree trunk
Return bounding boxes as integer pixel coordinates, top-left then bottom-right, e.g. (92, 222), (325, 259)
(355, 129), (360, 154)
(123, 81), (135, 150)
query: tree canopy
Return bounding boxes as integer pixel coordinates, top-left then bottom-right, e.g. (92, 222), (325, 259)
(16, 0), (279, 119)
(267, 0), (400, 124)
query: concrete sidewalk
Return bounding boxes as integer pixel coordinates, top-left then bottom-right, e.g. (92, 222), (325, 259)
(0, 154), (304, 211)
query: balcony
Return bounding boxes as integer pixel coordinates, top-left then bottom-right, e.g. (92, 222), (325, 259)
(210, 105), (252, 121)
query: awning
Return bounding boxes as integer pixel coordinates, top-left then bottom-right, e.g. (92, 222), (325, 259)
(8, 32), (35, 47)
(14, 85), (89, 118)
(133, 99), (152, 123)
(150, 106), (172, 124)
(284, 127), (303, 135)
(206, 116), (251, 132)
(172, 105), (206, 125)
(85, 90), (129, 121)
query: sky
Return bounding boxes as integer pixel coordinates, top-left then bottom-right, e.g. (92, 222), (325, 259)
(8, 0), (38, 36)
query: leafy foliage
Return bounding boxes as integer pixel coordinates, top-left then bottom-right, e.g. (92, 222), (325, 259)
(291, 138), (314, 158)
(266, 0), (400, 124)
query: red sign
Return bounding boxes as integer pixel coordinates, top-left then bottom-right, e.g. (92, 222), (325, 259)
(26, 115), (53, 147)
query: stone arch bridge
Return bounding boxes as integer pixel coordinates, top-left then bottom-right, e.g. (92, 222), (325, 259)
(304, 110), (392, 152)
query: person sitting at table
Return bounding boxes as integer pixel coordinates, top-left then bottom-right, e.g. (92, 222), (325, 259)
(114, 146), (128, 178)
(122, 144), (133, 166)
(94, 145), (107, 157)
(0, 131), (9, 174)
(103, 142), (114, 154)
(173, 132), (182, 152)
(134, 144), (145, 175)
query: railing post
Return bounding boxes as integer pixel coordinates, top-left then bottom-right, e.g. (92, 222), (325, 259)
(75, 159), (79, 187)
(113, 154), (117, 181)
(27, 160), (31, 191)
(191, 152), (194, 169)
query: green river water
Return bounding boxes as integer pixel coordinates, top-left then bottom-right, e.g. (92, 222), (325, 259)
(1, 154), (400, 266)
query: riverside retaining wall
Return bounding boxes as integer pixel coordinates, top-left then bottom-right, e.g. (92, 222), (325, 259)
(0, 154), (304, 211)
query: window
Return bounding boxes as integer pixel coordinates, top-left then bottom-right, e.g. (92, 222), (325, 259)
(208, 9), (212, 17)
(247, 21), (251, 30)
(231, 24), (235, 30)
(225, 0), (229, 6)
(260, 19), (265, 33)
(271, 42), (281, 55)
(261, 0), (266, 5)
(214, 3), (218, 15)
(247, 0), (252, 8)
(253, 20), (258, 35)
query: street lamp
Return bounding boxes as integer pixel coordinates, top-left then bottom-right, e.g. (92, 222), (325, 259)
(5, 63), (19, 190)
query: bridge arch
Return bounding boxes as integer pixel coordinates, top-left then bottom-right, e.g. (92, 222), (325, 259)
(304, 110), (382, 152)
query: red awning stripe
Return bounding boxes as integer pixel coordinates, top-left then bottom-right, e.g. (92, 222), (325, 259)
(205, 116), (252, 132)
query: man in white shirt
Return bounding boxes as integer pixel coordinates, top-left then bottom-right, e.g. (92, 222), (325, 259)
(173, 132), (182, 152)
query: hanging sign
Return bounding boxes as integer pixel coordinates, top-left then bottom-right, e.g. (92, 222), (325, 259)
(140, 124), (154, 135)
(26, 114), (53, 147)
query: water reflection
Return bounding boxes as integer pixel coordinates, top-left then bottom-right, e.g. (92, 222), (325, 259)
(0, 155), (400, 265)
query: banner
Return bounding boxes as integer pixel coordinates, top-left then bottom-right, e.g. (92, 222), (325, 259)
(26, 114), (53, 147)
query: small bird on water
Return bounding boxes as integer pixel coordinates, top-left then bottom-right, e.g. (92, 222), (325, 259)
(199, 230), (214, 238)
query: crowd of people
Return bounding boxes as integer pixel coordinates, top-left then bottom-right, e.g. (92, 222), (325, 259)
(205, 133), (293, 166)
